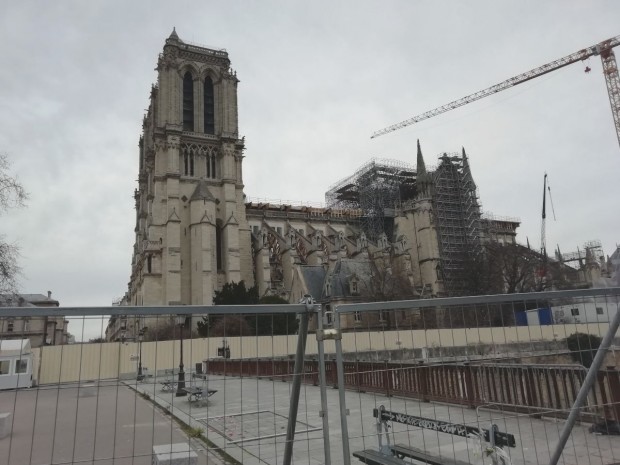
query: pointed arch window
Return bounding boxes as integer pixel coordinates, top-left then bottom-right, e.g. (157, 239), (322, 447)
(204, 76), (215, 134)
(183, 72), (194, 131)
(183, 152), (195, 176)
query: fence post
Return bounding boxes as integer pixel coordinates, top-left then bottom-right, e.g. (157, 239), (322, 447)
(334, 308), (352, 465)
(316, 302), (332, 465)
(549, 304), (620, 465)
(283, 298), (311, 465)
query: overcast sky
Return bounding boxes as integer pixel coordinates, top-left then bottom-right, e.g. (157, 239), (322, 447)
(1, 1), (619, 340)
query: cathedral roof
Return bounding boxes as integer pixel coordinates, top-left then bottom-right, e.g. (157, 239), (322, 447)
(299, 266), (326, 300)
(190, 180), (216, 202)
(327, 259), (373, 298)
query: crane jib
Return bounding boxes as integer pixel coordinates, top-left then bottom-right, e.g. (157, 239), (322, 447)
(371, 35), (620, 139)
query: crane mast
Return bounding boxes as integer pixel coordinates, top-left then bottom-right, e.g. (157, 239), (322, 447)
(540, 173), (548, 285)
(371, 35), (620, 150)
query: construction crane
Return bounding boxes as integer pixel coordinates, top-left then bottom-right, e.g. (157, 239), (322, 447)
(539, 172), (557, 288)
(371, 35), (620, 150)
(541, 173), (548, 273)
(540, 173), (549, 286)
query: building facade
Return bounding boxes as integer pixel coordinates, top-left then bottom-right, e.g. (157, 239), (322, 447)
(0, 292), (68, 347)
(128, 29), (251, 309)
(122, 31), (522, 335)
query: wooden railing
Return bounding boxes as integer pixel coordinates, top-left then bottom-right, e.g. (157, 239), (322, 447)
(206, 359), (620, 422)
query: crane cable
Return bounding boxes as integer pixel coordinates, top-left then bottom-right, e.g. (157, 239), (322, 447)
(547, 177), (557, 221)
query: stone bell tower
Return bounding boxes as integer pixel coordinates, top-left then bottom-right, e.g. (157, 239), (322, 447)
(128, 29), (253, 306)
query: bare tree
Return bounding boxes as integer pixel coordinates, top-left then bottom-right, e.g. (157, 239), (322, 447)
(485, 243), (540, 294)
(0, 153), (28, 294)
(360, 252), (416, 302)
(354, 251), (421, 329)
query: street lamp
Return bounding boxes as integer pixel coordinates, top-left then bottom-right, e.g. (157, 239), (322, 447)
(175, 315), (187, 397)
(136, 326), (147, 381)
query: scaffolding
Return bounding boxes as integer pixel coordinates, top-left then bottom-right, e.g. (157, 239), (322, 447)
(325, 158), (416, 241)
(559, 240), (605, 270)
(432, 153), (482, 296)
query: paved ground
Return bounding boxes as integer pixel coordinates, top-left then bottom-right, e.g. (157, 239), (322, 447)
(0, 380), (215, 465)
(1, 374), (619, 465)
(134, 372), (620, 465)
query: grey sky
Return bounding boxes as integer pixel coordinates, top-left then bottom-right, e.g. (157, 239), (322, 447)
(1, 1), (619, 340)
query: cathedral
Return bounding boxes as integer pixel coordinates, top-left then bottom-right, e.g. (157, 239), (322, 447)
(120, 30), (521, 335)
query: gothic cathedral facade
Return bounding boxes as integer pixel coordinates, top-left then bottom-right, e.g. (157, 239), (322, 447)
(125, 31), (520, 332)
(128, 29), (252, 307)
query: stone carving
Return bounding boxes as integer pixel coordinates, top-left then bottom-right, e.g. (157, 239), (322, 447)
(357, 233), (368, 250)
(260, 228), (269, 248)
(295, 237), (308, 264)
(157, 47), (179, 70)
(395, 235), (408, 254)
(378, 233), (390, 251)
(288, 228), (297, 248)
(266, 232), (283, 283)
(335, 231), (346, 250)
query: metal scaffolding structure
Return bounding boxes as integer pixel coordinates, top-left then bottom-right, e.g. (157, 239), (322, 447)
(432, 152), (483, 296)
(325, 158), (416, 241)
(559, 240), (605, 270)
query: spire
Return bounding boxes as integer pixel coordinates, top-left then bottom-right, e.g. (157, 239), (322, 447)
(461, 147), (471, 171)
(415, 139), (432, 200)
(169, 27), (180, 41)
(416, 139), (426, 176)
(461, 146), (476, 189)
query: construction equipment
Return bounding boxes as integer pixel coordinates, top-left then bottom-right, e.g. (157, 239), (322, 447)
(371, 35), (620, 150)
(540, 173), (557, 287)
(540, 173), (549, 286)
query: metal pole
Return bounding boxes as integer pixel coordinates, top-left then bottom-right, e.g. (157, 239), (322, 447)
(175, 316), (187, 397)
(283, 297), (311, 465)
(334, 309), (352, 465)
(316, 304), (332, 465)
(137, 334), (143, 381)
(549, 304), (620, 465)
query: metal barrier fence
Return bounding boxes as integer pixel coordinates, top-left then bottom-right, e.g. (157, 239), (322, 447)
(206, 359), (620, 423)
(0, 288), (618, 465)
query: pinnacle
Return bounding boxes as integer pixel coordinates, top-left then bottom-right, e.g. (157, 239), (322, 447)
(169, 27), (179, 41)
(416, 139), (427, 176)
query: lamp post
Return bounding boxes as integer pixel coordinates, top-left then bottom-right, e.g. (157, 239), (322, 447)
(175, 315), (187, 397)
(136, 326), (147, 381)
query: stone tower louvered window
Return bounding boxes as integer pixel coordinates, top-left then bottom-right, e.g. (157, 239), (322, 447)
(182, 72), (194, 131)
(206, 153), (216, 178)
(181, 143), (217, 179)
(183, 151), (194, 176)
(204, 76), (215, 134)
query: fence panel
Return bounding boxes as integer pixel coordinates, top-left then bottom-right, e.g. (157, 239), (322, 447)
(1, 288), (619, 465)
